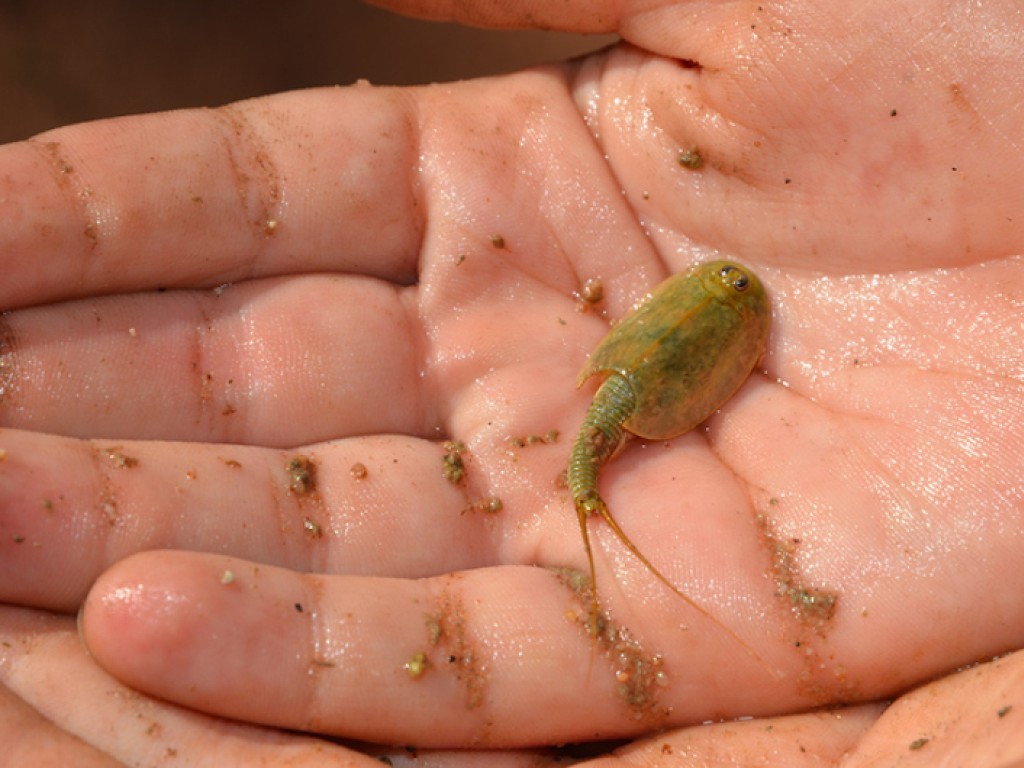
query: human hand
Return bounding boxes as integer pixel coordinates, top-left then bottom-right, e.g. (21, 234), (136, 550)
(0, 607), (417, 767)
(1, 0), (1022, 762)
(2, 605), (1019, 765)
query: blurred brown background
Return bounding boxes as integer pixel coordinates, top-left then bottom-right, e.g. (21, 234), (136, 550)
(0, 1), (616, 144)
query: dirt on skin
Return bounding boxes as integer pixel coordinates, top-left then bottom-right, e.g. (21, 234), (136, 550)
(460, 497), (503, 515)
(303, 516), (323, 539)
(422, 579), (487, 710)
(103, 447), (139, 469)
(441, 441), (467, 485)
(287, 454), (318, 495)
(404, 651), (429, 679)
(757, 512), (839, 631)
(0, 315), (19, 405)
(285, 454), (326, 539)
(86, 445), (123, 527)
(508, 429), (560, 449)
(576, 278), (604, 313)
(678, 147), (704, 169)
(756, 510), (856, 702)
(553, 567), (671, 723)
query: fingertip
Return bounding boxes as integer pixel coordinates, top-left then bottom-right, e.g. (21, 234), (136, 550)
(80, 551), (195, 689)
(81, 550), (274, 696)
(79, 550), (315, 722)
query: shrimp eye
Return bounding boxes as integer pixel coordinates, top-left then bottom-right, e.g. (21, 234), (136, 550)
(719, 264), (749, 292)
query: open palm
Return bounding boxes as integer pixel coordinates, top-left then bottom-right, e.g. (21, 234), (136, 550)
(1, 0), (1022, 764)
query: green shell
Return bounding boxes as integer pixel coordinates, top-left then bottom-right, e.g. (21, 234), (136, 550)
(577, 260), (770, 439)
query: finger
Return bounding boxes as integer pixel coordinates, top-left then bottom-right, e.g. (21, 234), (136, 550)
(1, 57), (666, 310)
(562, 653), (1024, 765)
(0, 606), (385, 767)
(0, 683), (122, 768)
(364, 0), (621, 33)
(0, 274), (432, 444)
(81, 551), (789, 749)
(0, 430), (517, 611)
(614, 704), (882, 767)
(841, 649), (1024, 766)
(0, 85), (423, 308)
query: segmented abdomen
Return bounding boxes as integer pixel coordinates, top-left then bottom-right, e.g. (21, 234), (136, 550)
(568, 373), (636, 511)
